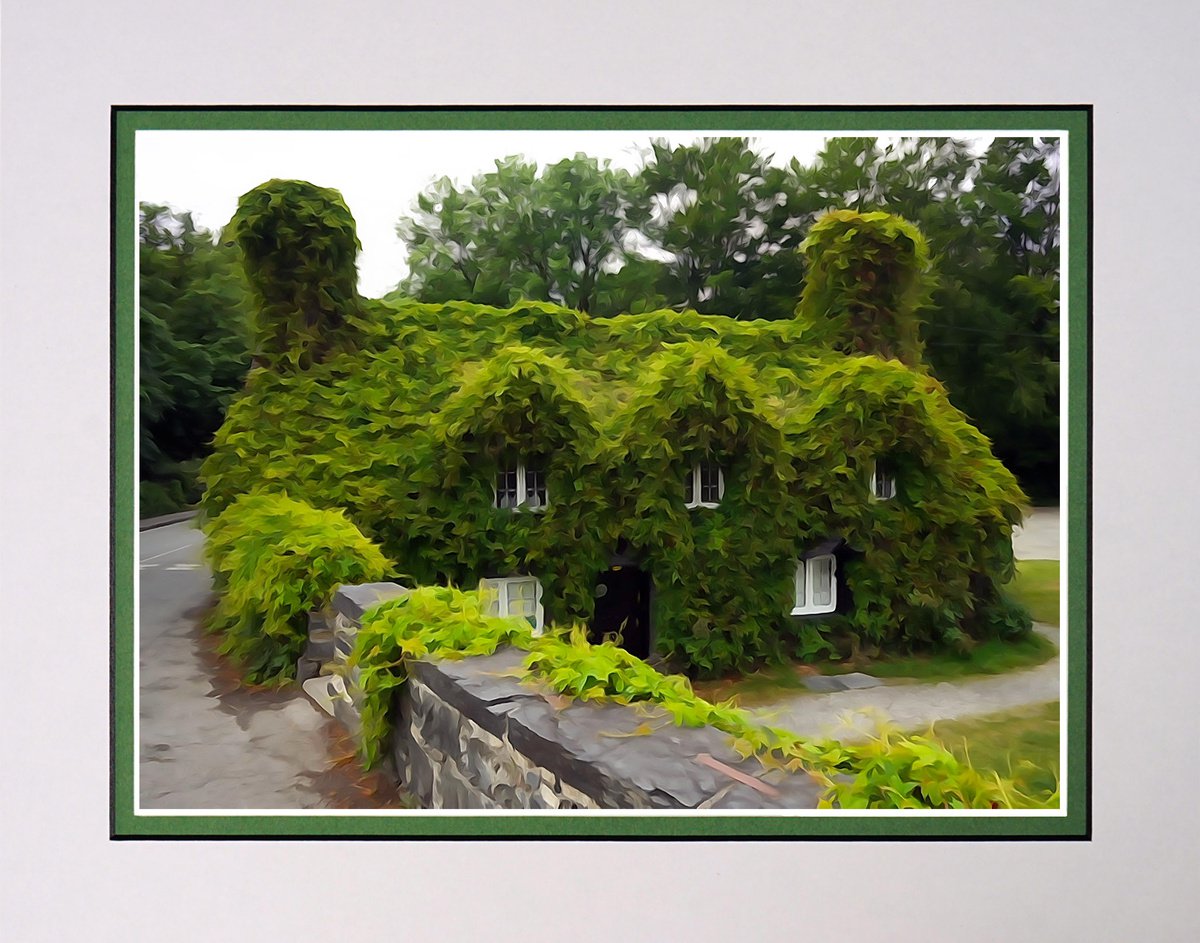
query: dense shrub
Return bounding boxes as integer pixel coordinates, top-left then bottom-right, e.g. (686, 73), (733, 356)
(205, 492), (392, 683)
(351, 587), (1051, 809)
(139, 480), (188, 520)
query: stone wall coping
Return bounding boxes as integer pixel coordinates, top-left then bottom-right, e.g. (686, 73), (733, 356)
(331, 581), (410, 622)
(406, 648), (822, 810)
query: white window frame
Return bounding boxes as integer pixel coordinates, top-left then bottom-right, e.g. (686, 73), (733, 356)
(792, 554), (837, 615)
(493, 459), (548, 512)
(479, 575), (545, 633)
(685, 460), (725, 509)
(869, 458), (896, 501)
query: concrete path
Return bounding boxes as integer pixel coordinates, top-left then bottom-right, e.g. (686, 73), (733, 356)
(1013, 506), (1060, 560)
(138, 521), (398, 809)
(751, 625), (1060, 741)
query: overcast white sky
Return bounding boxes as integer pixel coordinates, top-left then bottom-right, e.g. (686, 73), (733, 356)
(135, 129), (989, 298)
(136, 129), (833, 297)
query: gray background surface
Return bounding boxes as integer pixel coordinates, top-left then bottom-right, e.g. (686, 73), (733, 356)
(3, 0), (1198, 938)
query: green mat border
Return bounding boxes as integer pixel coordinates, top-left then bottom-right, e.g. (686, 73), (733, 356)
(112, 105), (1090, 839)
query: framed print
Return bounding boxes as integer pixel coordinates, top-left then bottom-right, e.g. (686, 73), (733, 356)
(112, 105), (1090, 839)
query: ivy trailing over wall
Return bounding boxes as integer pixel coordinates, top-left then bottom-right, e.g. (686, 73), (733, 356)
(350, 587), (1052, 809)
(352, 586), (536, 768)
(205, 492), (393, 683)
(201, 194), (1030, 677)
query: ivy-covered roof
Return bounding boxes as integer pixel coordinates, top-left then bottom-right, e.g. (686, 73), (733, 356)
(201, 184), (1031, 675)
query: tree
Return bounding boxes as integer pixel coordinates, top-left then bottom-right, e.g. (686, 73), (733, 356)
(631, 137), (807, 319)
(139, 203), (251, 515)
(396, 155), (644, 314)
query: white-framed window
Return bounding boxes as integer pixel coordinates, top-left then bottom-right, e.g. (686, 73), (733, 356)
(684, 461), (725, 509)
(792, 554), (837, 615)
(494, 460), (548, 511)
(870, 459), (896, 501)
(479, 575), (545, 633)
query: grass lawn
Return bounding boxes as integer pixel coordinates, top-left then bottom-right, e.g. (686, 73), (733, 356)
(930, 701), (1060, 807)
(693, 559), (1061, 706)
(1010, 559), (1060, 625)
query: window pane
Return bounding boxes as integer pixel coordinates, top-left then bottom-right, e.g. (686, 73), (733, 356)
(480, 580), (501, 617)
(512, 580), (535, 602)
(699, 463), (721, 504)
(874, 461), (895, 499)
(510, 597), (533, 617)
(525, 468), (546, 508)
(496, 467), (518, 508)
(813, 556), (833, 607)
(507, 579), (539, 628)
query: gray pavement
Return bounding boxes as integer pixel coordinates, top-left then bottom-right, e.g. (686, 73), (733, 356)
(1013, 506), (1060, 560)
(752, 625), (1060, 741)
(137, 521), (397, 809)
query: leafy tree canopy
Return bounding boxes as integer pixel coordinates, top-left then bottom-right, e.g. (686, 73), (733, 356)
(396, 155), (645, 314)
(139, 203), (251, 515)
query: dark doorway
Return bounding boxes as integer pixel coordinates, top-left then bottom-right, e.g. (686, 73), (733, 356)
(590, 566), (652, 658)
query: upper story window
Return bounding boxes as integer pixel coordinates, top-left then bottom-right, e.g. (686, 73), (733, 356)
(870, 459), (896, 501)
(479, 575), (544, 632)
(792, 554), (837, 615)
(685, 461), (724, 509)
(495, 460), (548, 511)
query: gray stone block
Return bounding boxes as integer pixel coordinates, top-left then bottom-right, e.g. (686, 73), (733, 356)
(801, 672), (882, 693)
(331, 582), (410, 623)
(802, 675), (847, 692)
(838, 672), (883, 690)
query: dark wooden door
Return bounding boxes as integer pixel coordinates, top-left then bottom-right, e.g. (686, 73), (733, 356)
(591, 566), (651, 658)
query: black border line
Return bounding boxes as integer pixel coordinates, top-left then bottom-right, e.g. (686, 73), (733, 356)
(109, 106), (119, 839)
(113, 103), (1092, 112)
(1085, 105), (1094, 841)
(112, 104), (1093, 841)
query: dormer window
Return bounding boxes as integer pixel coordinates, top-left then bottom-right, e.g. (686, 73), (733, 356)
(870, 459), (896, 501)
(495, 460), (547, 511)
(685, 461), (724, 509)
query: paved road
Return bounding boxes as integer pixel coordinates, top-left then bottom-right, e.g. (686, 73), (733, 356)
(1013, 507), (1060, 561)
(137, 521), (397, 809)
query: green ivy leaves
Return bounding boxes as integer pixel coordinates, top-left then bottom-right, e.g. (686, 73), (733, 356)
(204, 492), (393, 684)
(201, 217), (1029, 677)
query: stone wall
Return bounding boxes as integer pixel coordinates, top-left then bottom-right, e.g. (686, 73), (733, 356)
(305, 582), (823, 810)
(391, 648), (823, 810)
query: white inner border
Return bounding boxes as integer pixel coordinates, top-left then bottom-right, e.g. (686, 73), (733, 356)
(133, 126), (1070, 817)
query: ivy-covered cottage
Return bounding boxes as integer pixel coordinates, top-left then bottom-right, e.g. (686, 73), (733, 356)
(200, 180), (1030, 676)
